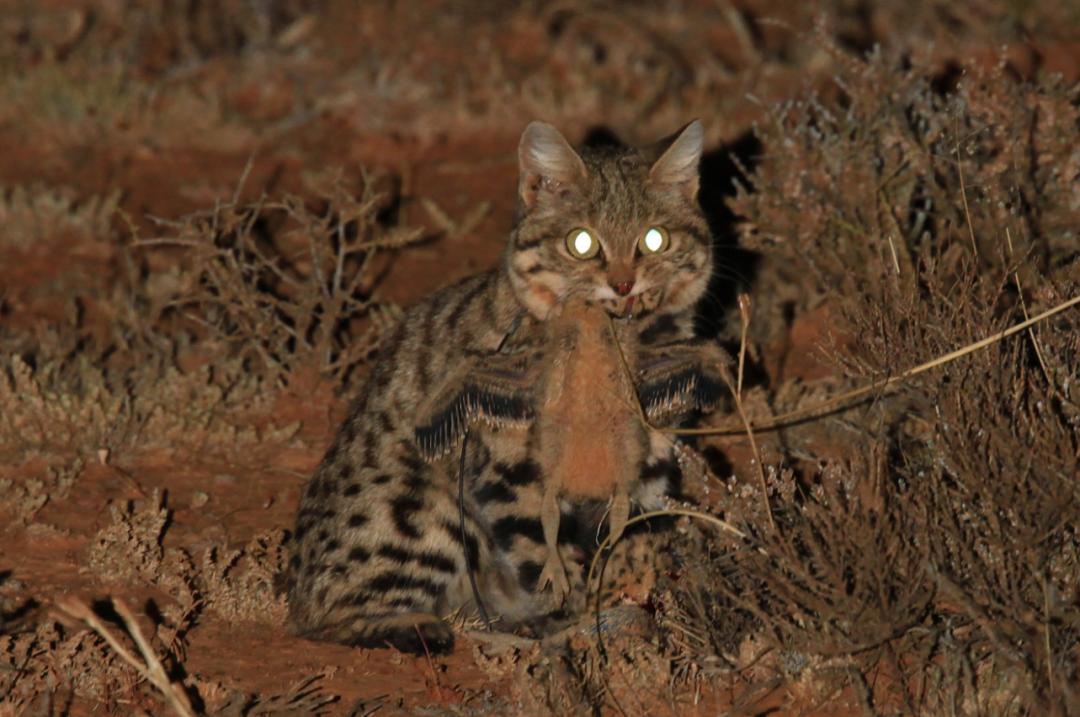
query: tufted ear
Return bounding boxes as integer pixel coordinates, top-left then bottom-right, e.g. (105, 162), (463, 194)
(649, 119), (704, 200)
(518, 121), (588, 209)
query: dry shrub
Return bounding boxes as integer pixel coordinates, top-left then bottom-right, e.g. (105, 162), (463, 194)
(0, 186), (120, 250)
(63, 493), (329, 710)
(845, 257), (1080, 712)
(0, 169), (419, 460)
(0, 621), (141, 714)
(820, 0), (1080, 59)
(88, 492), (289, 625)
(4, 0), (1079, 156)
(733, 51), (1080, 345)
(0, 331), (292, 458)
(0, 61), (138, 135)
(189, 672), (336, 716)
(0, 0), (318, 150)
(0, 619), (335, 715)
(0, 0), (315, 73)
(0, 458), (83, 527)
(667, 52), (1080, 714)
(200, 530), (290, 624)
(88, 490), (199, 611)
(148, 169), (421, 387)
(697, 263), (1080, 712)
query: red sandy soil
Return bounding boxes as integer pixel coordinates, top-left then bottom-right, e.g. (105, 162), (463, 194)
(0, 124), (835, 716)
(3, 2), (1080, 714)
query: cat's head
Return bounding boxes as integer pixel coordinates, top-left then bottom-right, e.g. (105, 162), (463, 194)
(507, 120), (713, 324)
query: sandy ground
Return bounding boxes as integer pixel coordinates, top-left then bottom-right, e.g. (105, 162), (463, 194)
(3, 1), (1080, 714)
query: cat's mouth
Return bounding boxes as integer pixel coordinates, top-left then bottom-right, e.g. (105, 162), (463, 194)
(604, 294), (637, 319)
(597, 286), (661, 320)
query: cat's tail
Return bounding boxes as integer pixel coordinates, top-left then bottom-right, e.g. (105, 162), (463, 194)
(289, 610), (456, 655)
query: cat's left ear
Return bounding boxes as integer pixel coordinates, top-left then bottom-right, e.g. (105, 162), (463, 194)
(649, 119), (704, 201)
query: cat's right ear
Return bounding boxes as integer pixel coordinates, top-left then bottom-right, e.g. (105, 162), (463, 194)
(518, 122), (587, 209)
(649, 119), (705, 201)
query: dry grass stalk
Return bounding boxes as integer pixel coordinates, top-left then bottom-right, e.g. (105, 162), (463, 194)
(725, 293), (774, 531)
(54, 597), (197, 717)
(675, 290), (1080, 436)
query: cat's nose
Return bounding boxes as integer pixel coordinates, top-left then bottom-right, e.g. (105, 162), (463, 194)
(612, 280), (635, 297)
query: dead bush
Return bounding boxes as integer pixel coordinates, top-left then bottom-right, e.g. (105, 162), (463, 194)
(678, 51), (1080, 715)
(0, 617), (336, 715)
(0, 329), (291, 459)
(733, 53), (1080, 346)
(0, 168), (421, 460)
(88, 490), (199, 610)
(88, 491), (290, 626)
(200, 530), (290, 624)
(144, 169), (421, 388)
(0, 185), (120, 251)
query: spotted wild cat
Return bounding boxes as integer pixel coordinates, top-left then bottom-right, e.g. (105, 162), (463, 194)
(284, 119), (728, 655)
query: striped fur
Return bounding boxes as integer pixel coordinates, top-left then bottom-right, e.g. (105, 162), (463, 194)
(285, 120), (726, 655)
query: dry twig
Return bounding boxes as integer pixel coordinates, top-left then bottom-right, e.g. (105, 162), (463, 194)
(673, 292), (1080, 436)
(55, 596), (198, 717)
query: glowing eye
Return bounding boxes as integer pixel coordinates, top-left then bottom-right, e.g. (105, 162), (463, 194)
(566, 228), (600, 259)
(639, 226), (670, 254)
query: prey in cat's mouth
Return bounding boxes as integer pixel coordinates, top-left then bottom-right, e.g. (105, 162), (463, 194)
(549, 281), (655, 321)
(605, 294), (637, 319)
(599, 285), (663, 320)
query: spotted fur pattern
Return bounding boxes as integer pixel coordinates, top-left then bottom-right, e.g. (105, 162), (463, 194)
(284, 120), (725, 655)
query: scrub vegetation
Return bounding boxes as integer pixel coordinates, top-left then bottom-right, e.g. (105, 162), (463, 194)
(2, 0), (1079, 714)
